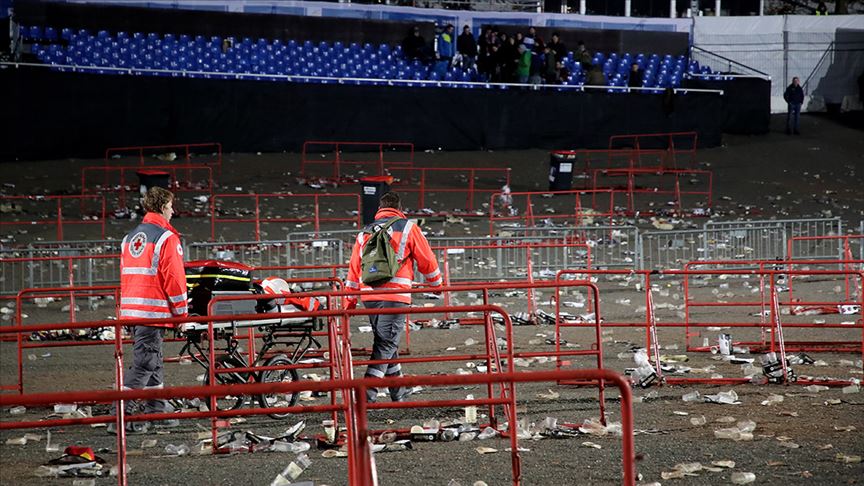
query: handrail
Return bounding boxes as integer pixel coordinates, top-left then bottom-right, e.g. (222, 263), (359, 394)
(0, 61), (726, 95)
(689, 45), (771, 78)
(802, 41), (834, 95)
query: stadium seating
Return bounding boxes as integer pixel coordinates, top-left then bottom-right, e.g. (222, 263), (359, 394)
(20, 25), (724, 90)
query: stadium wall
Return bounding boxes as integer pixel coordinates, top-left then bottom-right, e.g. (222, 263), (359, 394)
(0, 66), (724, 161)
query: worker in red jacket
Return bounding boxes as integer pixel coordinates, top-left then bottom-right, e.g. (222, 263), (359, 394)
(111, 187), (187, 434)
(346, 192), (442, 402)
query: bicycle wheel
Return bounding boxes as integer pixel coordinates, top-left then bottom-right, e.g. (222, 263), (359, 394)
(203, 355), (249, 412)
(257, 354), (299, 419)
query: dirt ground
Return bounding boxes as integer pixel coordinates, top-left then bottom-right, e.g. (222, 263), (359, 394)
(1, 113), (863, 486)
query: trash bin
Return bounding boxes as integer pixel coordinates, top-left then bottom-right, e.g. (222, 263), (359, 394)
(548, 151), (576, 191)
(136, 169), (171, 195)
(359, 176), (393, 225)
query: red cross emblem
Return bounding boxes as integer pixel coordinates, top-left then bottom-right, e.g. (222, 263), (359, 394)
(129, 232), (147, 258)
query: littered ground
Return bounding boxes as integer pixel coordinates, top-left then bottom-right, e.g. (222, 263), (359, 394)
(0, 113), (863, 486)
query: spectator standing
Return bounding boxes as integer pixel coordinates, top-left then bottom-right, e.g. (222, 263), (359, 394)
(109, 187), (187, 434)
(457, 25), (477, 69)
(437, 24), (456, 67)
(345, 192), (442, 403)
(783, 76), (804, 135)
(402, 26), (427, 60)
(544, 45), (559, 84)
(477, 26), (493, 76)
(548, 33), (568, 62)
(499, 34), (517, 82)
(627, 62), (644, 88)
(576, 40), (592, 70)
(815, 1), (829, 14)
(516, 43), (531, 83)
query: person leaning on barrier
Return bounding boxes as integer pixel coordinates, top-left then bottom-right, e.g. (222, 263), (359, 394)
(109, 187), (187, 434)
(345, 192), (442, 403)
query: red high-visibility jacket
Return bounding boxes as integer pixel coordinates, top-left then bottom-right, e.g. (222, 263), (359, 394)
(120, 212), (188, 327)
(346, 208), (442, 304)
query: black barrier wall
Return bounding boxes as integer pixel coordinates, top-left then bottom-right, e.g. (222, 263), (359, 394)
(0, 67), (724, 161)
(682, 77), (771, 134)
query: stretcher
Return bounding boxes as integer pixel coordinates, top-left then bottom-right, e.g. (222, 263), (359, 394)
(178, 291), (324, 419)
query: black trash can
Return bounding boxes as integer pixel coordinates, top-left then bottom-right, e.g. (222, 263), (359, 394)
(549, 151), (576, 191)
(359, 176), (393, 225)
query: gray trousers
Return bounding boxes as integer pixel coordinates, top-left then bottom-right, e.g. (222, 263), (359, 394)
(122, 326), (170, 414)
(363, 301), (408, 402)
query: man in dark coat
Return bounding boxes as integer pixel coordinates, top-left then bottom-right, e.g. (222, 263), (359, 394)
(783, 76), (804, 135)
(457, 25), (477, 69)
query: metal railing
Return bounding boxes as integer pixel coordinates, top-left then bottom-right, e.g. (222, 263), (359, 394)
(1, 61), (726, 95)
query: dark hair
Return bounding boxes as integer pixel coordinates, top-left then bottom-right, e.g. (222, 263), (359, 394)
(143, 187), (174, 213)
(379, 192), (401, 209)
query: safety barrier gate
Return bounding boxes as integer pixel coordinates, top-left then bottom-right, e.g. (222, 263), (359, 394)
(705, 217), (843, 256)
(495, 226), (639, 269)
(300, 141), (414, 181)
(607, 131), (698, 168)
(638, 225), (786, 270)
(787, 234), (864, 263)
(0, 254), (119, 298)
(210, 193), (361, 240)
(0, 281), (627, 486)
(186, 239), (346, 271)
(104, 142), (223, 178)
(0, 195), (106, 241)
(682, 259), (864, 355)
(488, 189), (616, 236)
(387, 166), (511, 214)
(591, 168), (713, 216)
(81, 165), (214, 214)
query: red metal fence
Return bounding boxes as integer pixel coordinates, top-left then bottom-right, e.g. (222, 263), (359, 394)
(488, 189), (616, 236)
(210, 193), (362, 240)
(81, 165), (214, 214)
(607, 131), (698, 168)
(300, 141), (414, 181)
(104, 142), (223, 177)
(388, 166), (511, 214)
(0, 195), (106, 240)
(591, 168), (713, 216)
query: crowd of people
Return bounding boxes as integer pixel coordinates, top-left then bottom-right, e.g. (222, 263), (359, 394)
(402, 23), (645, 87)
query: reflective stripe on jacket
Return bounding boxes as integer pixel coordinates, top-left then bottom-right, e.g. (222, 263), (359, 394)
(120, 212), (187, 327)
(346, 208), (442, 304)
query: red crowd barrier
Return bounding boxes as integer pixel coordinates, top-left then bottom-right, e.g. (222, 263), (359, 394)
(388, 166), (511, 213)
(550, 149), (672, 189)
(608, 131), (698, 168)
(81, 165), (214, 214)
(591, 168), (713, 216)
(683, 259), (864, 357)
(0, 195), (106, 240)
(488, 189), (616, 236)
(787, 235), (864, 302)
(0, 296), (634, 486)
(210, 193), (362, 240)
(104, 142), (223, 178)
(434, 242), (592, 319)
(300, 141), (414, 181)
